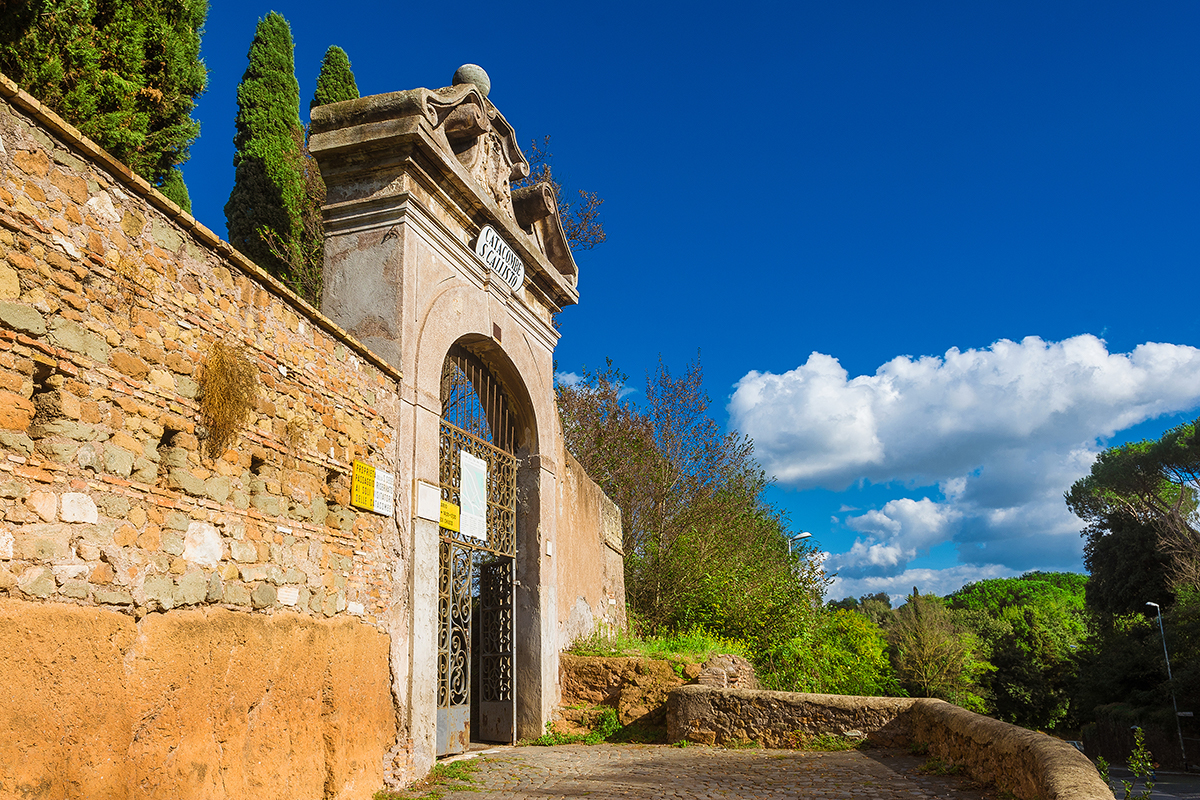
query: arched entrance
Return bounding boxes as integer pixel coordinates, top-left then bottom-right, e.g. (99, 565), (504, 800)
(436, 343), (518, 756)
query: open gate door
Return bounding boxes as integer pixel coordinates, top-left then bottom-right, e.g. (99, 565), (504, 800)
(436, 346), (518, 756)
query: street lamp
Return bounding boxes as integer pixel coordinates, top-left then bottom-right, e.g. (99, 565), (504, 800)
(787, 531), (812, 555)
(1147, 601), (1188, 770)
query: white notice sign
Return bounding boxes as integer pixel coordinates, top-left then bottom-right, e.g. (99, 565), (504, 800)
(373, 467), (395, 517)
(459, 451), (487, 541)
(474, 225), (525, 291)
(416, 481), (441, 522)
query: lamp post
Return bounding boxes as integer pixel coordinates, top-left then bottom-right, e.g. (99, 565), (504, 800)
(1147, 601), (1188, 770)
(788, 531), (812, 555)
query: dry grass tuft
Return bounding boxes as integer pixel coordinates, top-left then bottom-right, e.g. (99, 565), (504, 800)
(283, 414), (310, 468)
(113, 253), (158, 316)
(200, 339), (259, 459)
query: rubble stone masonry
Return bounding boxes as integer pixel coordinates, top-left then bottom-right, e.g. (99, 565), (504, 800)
(0, 74), (406, 797)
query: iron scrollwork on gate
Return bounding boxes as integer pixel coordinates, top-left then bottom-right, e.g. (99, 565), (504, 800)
(436, 346), (517, 753)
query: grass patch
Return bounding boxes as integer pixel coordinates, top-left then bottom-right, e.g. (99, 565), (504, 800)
(522, 706), (621, 746)
(807, 733), (864, 751)
(566, 626), (749, 663)
(374, 757), (483, 800)
(726, 738), (762, 749)
(917, 758), (964, 776)
(520, 705), (668, 747)
(907, 740), (930, 756)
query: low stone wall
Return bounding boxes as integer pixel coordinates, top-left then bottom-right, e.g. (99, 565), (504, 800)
(666, 685), (916, 748)
(666, 686), (1110, 800)
(0, 598), (398, 800)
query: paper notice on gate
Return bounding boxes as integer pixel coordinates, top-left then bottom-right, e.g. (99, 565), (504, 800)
(459, 451), (487, 540)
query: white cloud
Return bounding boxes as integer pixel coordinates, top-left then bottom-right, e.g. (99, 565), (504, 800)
(828, 563), (1017, 603)
(554, 370), (584, 388)
(831, 497), (962, 578)
(555, 370), (637, 398)
(730, 335), (1200, 579)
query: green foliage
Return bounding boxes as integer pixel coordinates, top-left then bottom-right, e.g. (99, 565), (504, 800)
(1066, 419), (1200, 743)
(0, 0), (208, 204)
(524, 707), (621, 746)
(1067, 417), (1200, 591)
(917, 758), (964, 776)
(1084, 514), (1174, 621)
(566, 624), (749, 663)
(375, 757), (482, 800)
(158, 167), (191, 213)
(224, 12), (304, 280)
(806, 733), (864, 751)
(949, 572), (1087, 729)
(888, 591), (989, 710)
(759, 608), (898, 696)
(1120, 727), (1156, 800)
(559, 356), (830, 657)
(311, 45), (359, 109)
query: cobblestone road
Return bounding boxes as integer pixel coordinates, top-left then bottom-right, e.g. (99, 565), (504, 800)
(418, 744), (999, 800)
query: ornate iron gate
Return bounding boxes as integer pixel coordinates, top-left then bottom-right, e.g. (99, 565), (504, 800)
(436, 347), (517, 756)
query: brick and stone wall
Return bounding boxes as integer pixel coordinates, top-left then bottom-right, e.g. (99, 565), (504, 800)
(666, 685), (1111, 800)
(0, 75), (407, 797)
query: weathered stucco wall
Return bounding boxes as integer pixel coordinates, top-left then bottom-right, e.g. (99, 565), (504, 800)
(0, 75), (410, 793)
(555, 449), (625, 646)
(0, 600), (395, 800)
(666, 686), (1110, 800)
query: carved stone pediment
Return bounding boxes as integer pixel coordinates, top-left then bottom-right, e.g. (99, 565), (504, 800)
(426, 85), (528, 222)
(310, 77), (579, 299)
(513, 183), (576, 285)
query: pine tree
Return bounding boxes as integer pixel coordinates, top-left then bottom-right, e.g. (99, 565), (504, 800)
(0, 0), (207, 213)
(224, 12), (305, 280)
(311, 46), (359, 110)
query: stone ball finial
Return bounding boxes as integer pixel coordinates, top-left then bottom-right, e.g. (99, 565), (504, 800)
(452, 64), (491, 98)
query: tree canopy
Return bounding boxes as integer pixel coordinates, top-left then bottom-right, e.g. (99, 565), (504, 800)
(557, 355), (828, 652)
(1067, 417), (1200, 590)
(0, 0), (208, 211)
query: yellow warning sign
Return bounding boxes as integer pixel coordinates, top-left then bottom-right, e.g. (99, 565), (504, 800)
(350, 460), (395, 515)
(440, 500), (460, 532)
(351, 461), (376, 511)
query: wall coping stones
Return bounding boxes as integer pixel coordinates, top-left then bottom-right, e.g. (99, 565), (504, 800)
(0, 71), (401, 384)
(666, 685), (1111, 800)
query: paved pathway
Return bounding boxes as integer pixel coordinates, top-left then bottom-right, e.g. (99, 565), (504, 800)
(415, 744), (1000, 800)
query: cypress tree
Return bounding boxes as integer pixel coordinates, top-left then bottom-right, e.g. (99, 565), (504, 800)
(310, 46), (359, 110)
(224, 12), (305, 279)
(0, 0), (207, 212)
(263, 45), (362, 306)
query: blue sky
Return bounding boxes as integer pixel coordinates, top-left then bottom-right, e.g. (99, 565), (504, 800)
(184, 2), (1200, 600)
